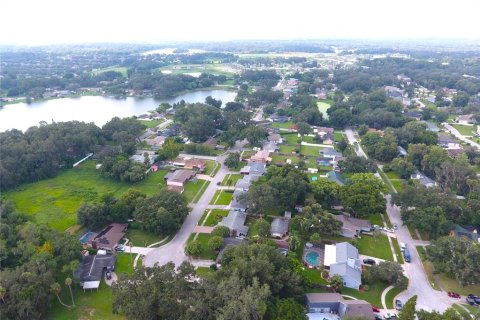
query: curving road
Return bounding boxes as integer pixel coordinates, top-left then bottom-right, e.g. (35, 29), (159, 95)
(143, 154), (230, 267)
(442, 123), (480, 150)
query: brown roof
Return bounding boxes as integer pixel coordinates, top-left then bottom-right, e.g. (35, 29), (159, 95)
(204, 137), (217, 147)
(448, 148), (465, 158)
(305, 293), (343, 303)
(91, 223), (128, 250)
(334, 215), (372, 229)
(344, 300), (375, 319)
(166, 169), (195, 184)
(268, 133), (282, 141)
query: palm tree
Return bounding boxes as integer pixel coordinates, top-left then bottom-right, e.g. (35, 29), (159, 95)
(65, 278), (75, 307)
(0, 285), (5, 304)
(50, 282), (70, 308)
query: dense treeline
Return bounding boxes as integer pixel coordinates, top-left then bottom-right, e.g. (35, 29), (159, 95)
(113, 243), (306, 320)
(0, 121), (103, 189)
(0, 117), (147, 190)
(0, 200), (82, 320)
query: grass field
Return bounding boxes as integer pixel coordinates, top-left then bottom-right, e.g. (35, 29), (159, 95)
(317, 101), (331, 119)
(189, 233), (217, 260)
(203, 209), (229, 226)
(209, 190), (234, 205)
(4, 161), (168, 231)
(416, 246), (441, 291)
(204, 160), (220, 176)
(92, 66), (128, 77)
(196, 266), (215, 277)
(271, 154), (300, 165)
(271, 121), (294, 129)
(183, 179), (209, 203)
(115, 253), (136, 275)
(281, 133), (300, 144)
(300, 145), (322, 157)
(138, 118), (165, 128)
(342, 280), (390, 308)
(303, 268), (328, 285)
(280, 145), (298, 154)
(49, 281), (122, 320)
(159, 63), (237, 77)
(452, 124), (477, 136)
(355, 234), (394, 261)
(221, 174), (243, 186)
(126, 226), (161, 247)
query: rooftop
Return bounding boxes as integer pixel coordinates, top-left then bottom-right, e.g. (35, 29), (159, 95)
(219, 211), (249, 235)
(91, 223), (128, 250)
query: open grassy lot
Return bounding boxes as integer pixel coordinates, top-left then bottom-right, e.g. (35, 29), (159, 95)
(204, 160), (220, 176)
(317, 101), (331, 119)
(221, 174), (243, 186)
(92, 66), (128, 77)
(280, 145), (298, 154)
(159, 63), (237, 77)
(281, 133), (300, 144)
(303, 268), (328, 286)
(126, 224), (162, 247)
(342, 280), (390, 308)
(4, 161), (168, 231)
(355, 234), (394, 261)
(452, 124), (477, 136)
(300, 145), (322, 157)
(183, 179), (209, 203)
(49, 281), (122, 320)
(138, 118), (165, 128)
(333, 131), (344, 141)
(209, 190), (234, 205)
(115, 253), (135, 275)
(196, 266), (215, 278)
(271, 121), (294, 129)
(271, 154), (300, 165)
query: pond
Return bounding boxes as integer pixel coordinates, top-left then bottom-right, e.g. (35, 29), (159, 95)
(0, 89), (237, 132)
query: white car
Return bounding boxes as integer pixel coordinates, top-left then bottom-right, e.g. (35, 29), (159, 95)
(384, 312), (397, 319)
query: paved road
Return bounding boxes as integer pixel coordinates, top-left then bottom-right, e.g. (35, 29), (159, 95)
(443, 123), (480, 150)
(143, 155), (229, 267)
(385, 195), (454, 312)
(345, 128), (368, 158)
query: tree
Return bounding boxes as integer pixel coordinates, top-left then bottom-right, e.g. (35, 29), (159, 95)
(205, 96), (222, 108)
(255, 219), (271, 238)
(364, 261), (407, 289)
(398, 295), (416, 320)
(242, 125), (266, 147)
(309, 233), (321, 246)
(330, 275), (344, 292)
(212, 226), (231, 238)
(65, 277), (75, 307)
(156, 138), (181, 160)
(389, 158), (416, 179)
(208, 236), (224, 251)
(402, 207), (450, 239)
(50, 282), (70, 308)
(240, 184), (278, 214)
(296, 122), (312, 138)
(452, 92), (470, 108)
(224, 152), (240, 169)
(269, 298), (308, 320)
(185, 240), (201, 257)
(338, 156), (376, 174)
(340, 174), (386, 218)
(288, 233), (301, 251)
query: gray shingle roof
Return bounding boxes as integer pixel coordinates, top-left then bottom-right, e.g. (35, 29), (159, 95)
(219, 211), (249, 235)
(271, 217), (289, 236)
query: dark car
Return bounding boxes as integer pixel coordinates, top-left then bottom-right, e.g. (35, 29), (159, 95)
(466, 296), (476, 305)
(372, 305), (381, 313)
(448, 291), (461, 298)
(106, 270), (112, 280)
(395, 299), (403, 311)
(474, 296), (480, 305)
(363, 258), (376, 265)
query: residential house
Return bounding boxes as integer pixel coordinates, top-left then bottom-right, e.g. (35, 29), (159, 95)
(367, 128), (384, 137)
(452, 225), (480, 243)
(235, 174), (260, 191)
(250, 150), (272, 163)
(230, 189), (247, 212)
(317, 157), (332, 166)
(75, 254), (116, 291)
(424, 121), (440, 132)
(89, 223), (128, 251)
(305, 293), (374, 320)
(437, 133), (461, 149)
(327, 171), (346, 186)
(204, 137), (218, 148)
(447, 148), (465, 158)
(130, 152), (156, 165)
(410, 170), (436, 188)
(270, 114), (289, 123)
(264, 140), (279, 153)
(457, 114), (476, 125)
(145, 135), (166, 149)
(324, 242), (362, 289)
(334, 215), (372, 238)
(268, 132), (283, 143)
(219, 211), (249, 237)
(172, 157), (206, 171)
(164, 169), (196, 192)
(404, 111), (422, 121)
(316, 127), (334, 137)
(271, 211), (291, 238)
(322, 132), (335, 145)
(320, 148), (343, 162)
(384, 86), (404, 100)
(240, 161), (267, 176)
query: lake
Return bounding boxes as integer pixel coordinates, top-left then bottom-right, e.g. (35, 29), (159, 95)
(0, 89), (237, 132)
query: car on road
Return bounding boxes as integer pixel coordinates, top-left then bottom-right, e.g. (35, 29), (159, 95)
(372, 305), (380, 313)
(466, 296), (477, 305)
(448, 291), (461, 298)
(395, 299), (403, 311)
(363, 258), (376, 265)
(392, 224), (398, 230)
(105, 270), (112, 280)
(399, 242), (406, 252)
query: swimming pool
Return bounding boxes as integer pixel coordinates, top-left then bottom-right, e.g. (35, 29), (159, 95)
(79, 231), (94, 244)
(305, 251), (320, 267)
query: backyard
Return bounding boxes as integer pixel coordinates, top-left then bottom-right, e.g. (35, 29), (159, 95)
(4, 161), (168, 231)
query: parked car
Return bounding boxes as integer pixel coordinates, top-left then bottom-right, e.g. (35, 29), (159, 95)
(105, 270), (112, 280)
(399, 242), (406, 252)
(372, 305), (381, 313)
(448, 292), (461, 298)
(114, 244), (125, 252)
(392, 224), (398, 230)
(466, 296), (477, 305)
(363, 258), (376, 265)
(386, 228), (395, 233)
(384, 312), (397, 319)
(474, 296), (480, 305)
(395, 299), (403, 311)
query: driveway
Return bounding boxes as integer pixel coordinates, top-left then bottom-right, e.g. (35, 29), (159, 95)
(385, 195), (453, 312)
(442, 123), (480, 150)
(143, 155), (230, 267)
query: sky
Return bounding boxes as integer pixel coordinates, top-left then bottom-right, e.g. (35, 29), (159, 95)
(1, 0), (479, 45)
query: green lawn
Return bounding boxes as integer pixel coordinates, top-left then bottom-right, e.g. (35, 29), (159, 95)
(115, 253), (135, 275)
(385, 286), (404, 309)
(342, 280), (390, 308)
(390, 179), (406, 192)
(333, 131), (344, 142)
(92, 66), (128, 77)
(355, 234), (394, 261)
(221, 174), (243, 186)
(196, 266), (215, 278)
(160, 63), (236, 77)
(300, 145), (322, 157)
(138, 118), (165, 128)
(229, 161), (247, 172)
(392, 238), (404, 263)
(212, 190), (233, 205)
(280, 145), (298, 154)
(204, 160), (220, 176)
(4, 161), (168, 231)
(48, 281), (122, 320)
(303, 268), (328, 285)
(317, 101), (331, 119)
(462, 304), (480, 318)
(203, 209), (229, 226)
(365, 214), (383, 227)
(183, 179), (208, 203)
(416, 246), (441, 291)
(452, 124), (477, 136)
(126, 226), (161, 247)
(271, 154), (300, 165)
(281, 133), (301, 144)
(271, 121), (294, 129)
(241, 150), (256, 159)
(189, 233), (217, 260)
(437, 273), (480, 295)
